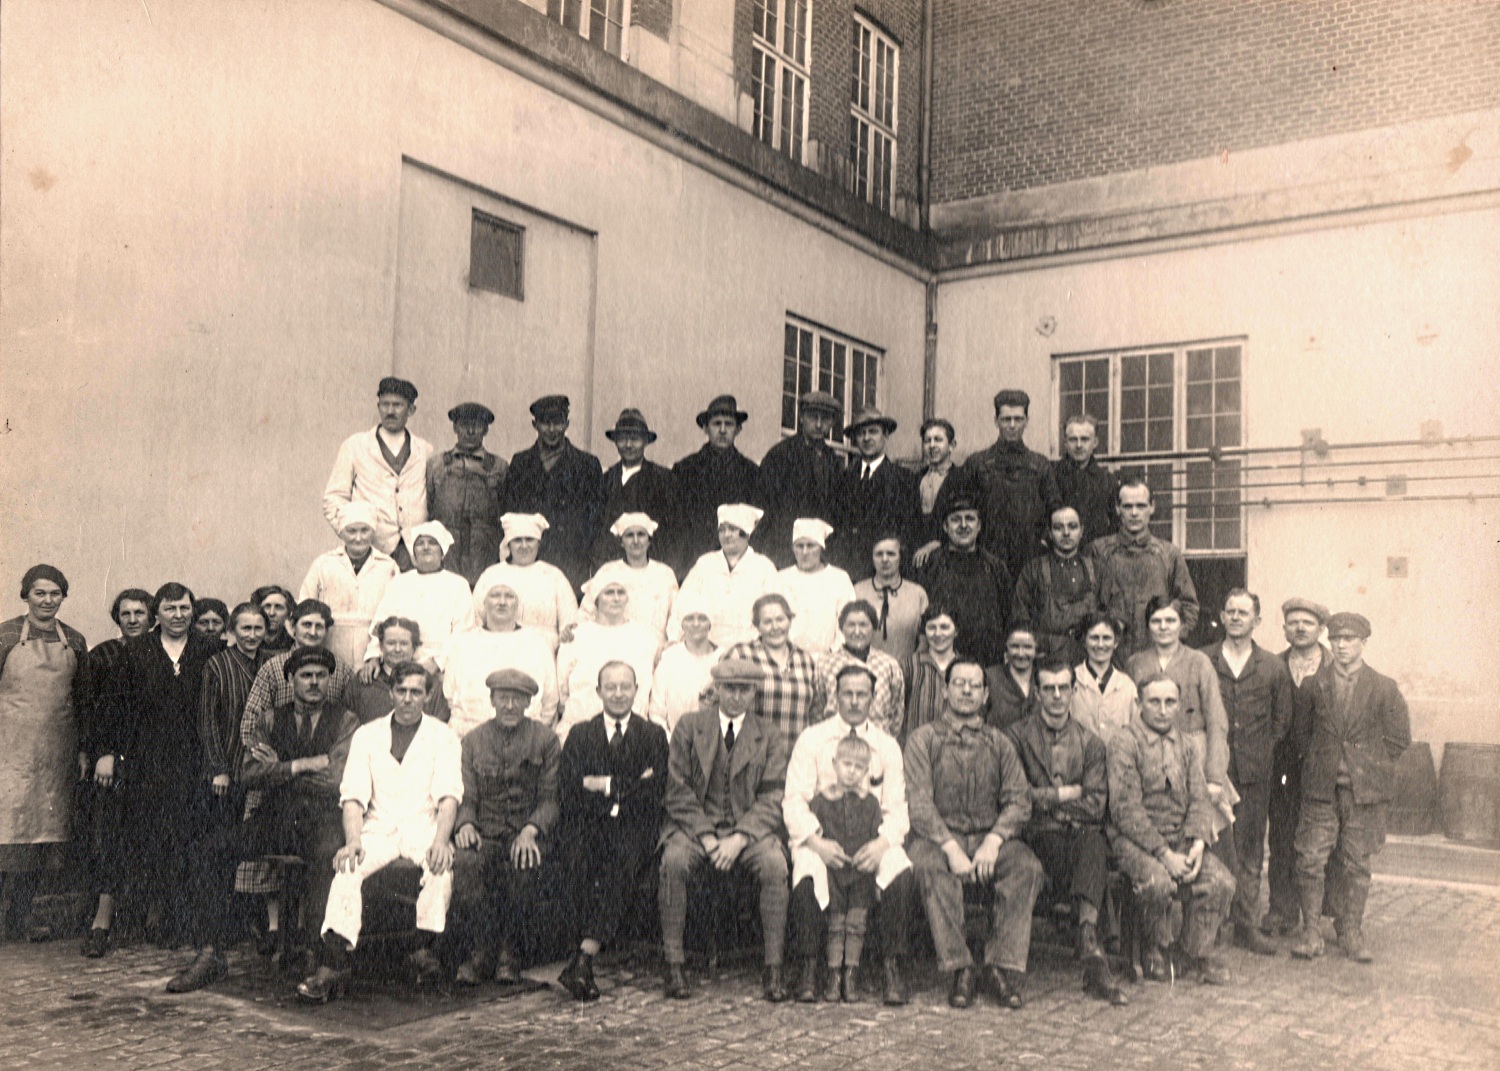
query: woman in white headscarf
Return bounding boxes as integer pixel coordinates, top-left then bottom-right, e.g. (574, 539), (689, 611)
(647, 592), (722, 734)
(471, 513), (579, 653)
(358, 521), (474, 672)
(769, 518), (856, 656)
(668, 503), (777, 648)
(299, 501), (399, 669)
(577, 512), (678, 642)
(556, 578), (658, 740)
(441, 578), (558, 738)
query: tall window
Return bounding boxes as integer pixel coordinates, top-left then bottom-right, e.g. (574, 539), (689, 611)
(752, 0), (811, 164)
(1054, 341), (1246, 552)
(548, 0), (629, 58)
(850, 16), (898, 211)
(781, 316), (881, 435)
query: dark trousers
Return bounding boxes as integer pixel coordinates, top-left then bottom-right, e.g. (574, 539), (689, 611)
(450, 839), (538, 958)
(1023, 826), (1110, 917)
(788, 866), (920, 963)
(1265, 740), (1302, 925)
(1296, 786), (1387, 932)
(566, 823), (658, 948)
(1217, 778), (1272, 929)
(660, 830), (789, 966)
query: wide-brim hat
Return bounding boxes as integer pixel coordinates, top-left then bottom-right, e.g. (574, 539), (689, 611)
(696, 394), (749, 428)
(844, 406), (897, 438)
(799, 390), (842, 417)
(604, 407), (658, 443)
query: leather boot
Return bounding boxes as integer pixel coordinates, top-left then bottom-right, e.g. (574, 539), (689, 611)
(493, 948), (522, 985)
(1233, 924), (1281, 956)
(793, 958), (819, 1003)
(1077, 921), (1106, 962)
(881, 956), (908, 1006)
(948, 966), (977, 1008)
(559, 950), (599, 1001)
(166, 950), (227, 993)
(820, 965), (843, 1003)
(663, 962), (691, 999)
(1084, 960), (1128, 1006)
(762, 964), (788, 1003)
(1337, 927), (1373, 963)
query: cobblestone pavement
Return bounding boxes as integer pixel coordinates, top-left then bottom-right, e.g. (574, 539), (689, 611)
(2, 876), (1497, 1071)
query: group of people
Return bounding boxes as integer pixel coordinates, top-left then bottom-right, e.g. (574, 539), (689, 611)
(0, 377), (1410, 1015)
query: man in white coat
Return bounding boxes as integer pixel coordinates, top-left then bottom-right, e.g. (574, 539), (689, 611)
(297, 662), (462, 1002)
(783, 663), (921, 1006)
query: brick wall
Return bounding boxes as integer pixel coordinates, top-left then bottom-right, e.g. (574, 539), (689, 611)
(931, 0), (1500, 204)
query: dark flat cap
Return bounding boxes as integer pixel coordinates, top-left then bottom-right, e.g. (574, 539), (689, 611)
(284, 646), (337, 679)
(485, 668), (540, 695)
(1281, 597), (1329, 624)
(710, 658), (763, 685)
(1326, 612), (1372, 638)
(529, 394), (570, 419)
(448, 402), (495, 425)
(604, 408), (657, 443)
(799, 390), (842, 416)
(696, 394), (749, 428)
(377, 377), (419, 404)
(942, 492), (981, 519)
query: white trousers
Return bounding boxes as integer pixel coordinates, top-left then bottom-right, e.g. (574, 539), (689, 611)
(320, 833), (453, 948)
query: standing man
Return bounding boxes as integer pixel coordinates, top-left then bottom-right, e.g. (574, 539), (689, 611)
(426, 402), (507, 585)
(1088, 478), (1198, 657)
(658, 659), (791, 1002)
(1053, 414), (1118, 544)
(323, 377), (433, 571)
(915, 418), (958, 552)
(831, 407), (919, 580)
(672, 395), (762, 570)
(1006, 660), (1126, 1005)
(785, 664), (920, 1006)
(946, 389), (1059, 582)
(503, 395), (603, 593)
(1010, 505), (1106, 664)
(592, 409), (683, 575)
(915, 493), (1012, 667)
(1205, 590), (1293, 955)
(758, 391), (844, 569)
(904, 660), (1044, 1010)
(1291, 613), (1410, 964)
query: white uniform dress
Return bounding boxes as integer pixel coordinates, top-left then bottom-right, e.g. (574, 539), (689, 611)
(770, 564), (857, 656)
(299, 547), (399, 670)
(668, 548), (777, 648)
(646, 641), (723, 735)
(322, 714), (463, 947)
(362, 568), (475, 664)
(578, 559), (679, 643)
(471, 561), (579, 654)
(555, 619), (659, 739)
(782, 715), (912, 909)
(440, 625), (558, 738)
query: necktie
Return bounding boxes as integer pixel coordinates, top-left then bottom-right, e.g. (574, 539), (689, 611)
(878, 586), (890, 639)
(609, 720), (624, 750)
(861, 463), (872, 482)
(724, 721), (736, 753)
(297, 714), (312, 745)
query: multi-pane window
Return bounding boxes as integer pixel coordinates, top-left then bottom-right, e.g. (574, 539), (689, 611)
(781, 316), (881, 435)
(1054, 341), (1246, 552)
(850, 17), (898, 211)
(752, 0), (811, 164)
(548, 0), (629, 58)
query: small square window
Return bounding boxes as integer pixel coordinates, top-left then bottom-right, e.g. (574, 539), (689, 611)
(470, 210), (524, 301)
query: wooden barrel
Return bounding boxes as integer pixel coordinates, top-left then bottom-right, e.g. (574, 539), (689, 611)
(1439, 743), (1500, 849)
(1388, 741), (1438, 836)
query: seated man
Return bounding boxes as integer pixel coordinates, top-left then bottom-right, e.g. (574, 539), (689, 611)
(449, 669), (561, 986)
(298, 662), (462, 1002)
(1005, 660), (1125, 1005)
(784, 664), (920, 1006)
(659, 658), (791, 1002)
(556, 661), (670, 1001)
(167, 647), (356, 992)
(1106, 674), (1235, 985)
(905, 660), (1045, 1010)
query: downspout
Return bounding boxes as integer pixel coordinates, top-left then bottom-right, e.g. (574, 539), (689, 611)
(919, 0), (938, 419)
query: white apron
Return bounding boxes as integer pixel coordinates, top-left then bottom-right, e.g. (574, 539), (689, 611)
(0, 620), (79, 845)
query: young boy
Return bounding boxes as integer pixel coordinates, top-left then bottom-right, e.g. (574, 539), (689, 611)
(808, 734), (884, 1002)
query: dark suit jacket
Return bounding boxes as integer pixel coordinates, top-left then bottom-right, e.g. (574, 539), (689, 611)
(672, 444), (763, 566)
(1296, 663), (1411, 806)
(831, 455), (920, 579)
(1206, 641), (1293, 787)
(592, 459), (685, 576)
(757, 434), (844, 568)
(1279, 645), (1332, 770)
(1053, 457), (1119, 543)
(560, 714), (670, 846)
(661, 710), (787, 847)
(503, 438), (603, 591)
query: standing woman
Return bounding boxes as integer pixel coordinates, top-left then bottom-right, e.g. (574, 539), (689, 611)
(854, 534), (928, 669)
(647, 595), (722, 735)
(1070, 611), (1137, 740)
(770, 518), (857, 657)
(902, 606), (959, 746)
(300, 502), (399, 669)
(252, 585), (297, 654)
(0, 565), (89, 942)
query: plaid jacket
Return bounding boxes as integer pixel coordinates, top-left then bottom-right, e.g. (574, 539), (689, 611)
(723, 638), (826, 754)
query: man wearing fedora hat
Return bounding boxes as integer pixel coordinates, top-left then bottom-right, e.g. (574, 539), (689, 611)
(592, 408), (685, 576)
(503, 395), (603, 594)
(831, 407), (919, 581)
(427, 402), (508, 585)
(759, 391), (845, 569)
(673, 395), (763, 568)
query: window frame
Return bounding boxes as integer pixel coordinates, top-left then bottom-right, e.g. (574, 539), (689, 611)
(780, 313), (883, 443)
(548, 0), (632, 60)
(849, 14), (900, 211)
(468, 208), (526, 302)
(751, 0), (812, 165)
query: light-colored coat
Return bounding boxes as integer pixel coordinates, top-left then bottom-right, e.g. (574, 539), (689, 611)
(322, 426), (434, 556)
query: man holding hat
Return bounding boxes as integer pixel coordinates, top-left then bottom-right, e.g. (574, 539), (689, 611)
(673, 395), (763, 567)
(592, 408), (685, 576)
(449, 669), (560, 985)
(1291, 612), (1409, 963)
(758, 390), (845, 569)
(659, 657), (792, 1002)
(832, 407), (919, 580)
(503, 395), (603, 593)
(427, 402), (508, 585)
(324, 377), (434, 570)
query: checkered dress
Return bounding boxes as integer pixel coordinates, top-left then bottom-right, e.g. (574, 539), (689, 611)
(815, 646), (906, 740)
(722, 639), (826, 752)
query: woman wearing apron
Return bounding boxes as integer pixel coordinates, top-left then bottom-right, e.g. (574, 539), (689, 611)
(0, 564), (88, 942)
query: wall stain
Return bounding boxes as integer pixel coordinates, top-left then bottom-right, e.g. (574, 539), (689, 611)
(29, 167), (56, 191)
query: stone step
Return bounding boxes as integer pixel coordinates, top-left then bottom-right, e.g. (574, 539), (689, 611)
(1374, 833), (1500, 886)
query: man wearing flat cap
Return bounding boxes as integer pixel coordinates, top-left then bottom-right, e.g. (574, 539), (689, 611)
(831, 407), (919, 581)
(503, 395), (603, 593)
(324, 377), (434, 571)
(592, 408), (685, 576)
(673, 394), (763, 567)
(659, 657), (792, 1002)
(1291, 612), (1409, 964)
(449, 669), (561, 985)
(758, 390), (845, 569)
(427, 402), (508, 585)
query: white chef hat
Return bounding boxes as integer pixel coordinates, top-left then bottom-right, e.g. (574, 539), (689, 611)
(407, 520), (455, 556)
(500, 513), (549, 556)
(791, 518), (835, 549)
(337, 501), (379, 533)
(716, 503), (764, 537)
(609, 512), (658, 538)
